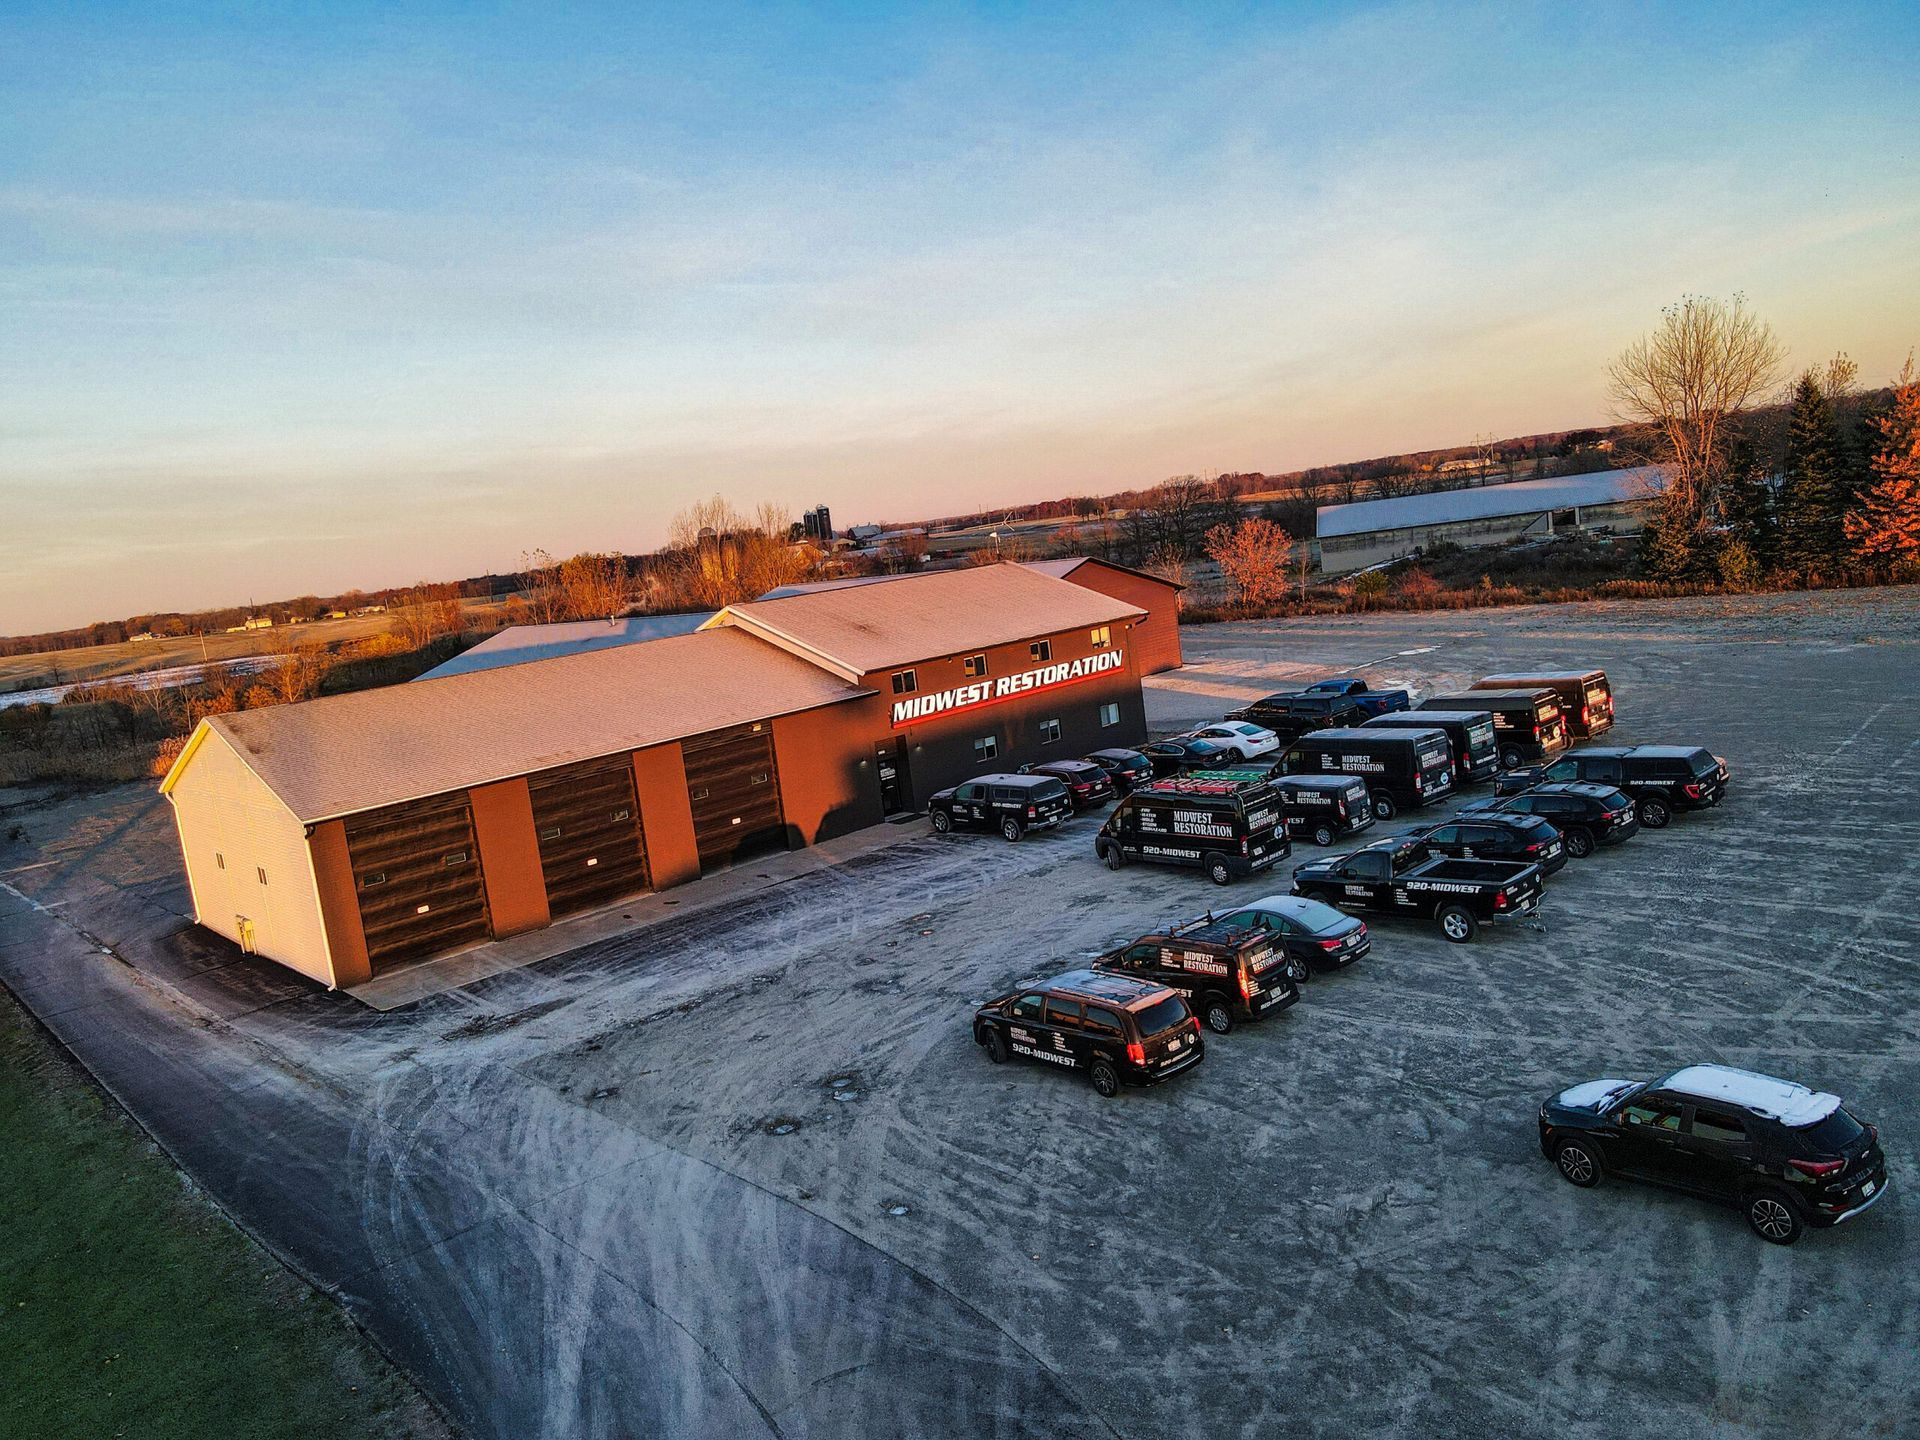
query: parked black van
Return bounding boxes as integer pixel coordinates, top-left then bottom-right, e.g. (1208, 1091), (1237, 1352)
(973, 969), (1203, 1095)
(1362, 709), (1500, 784)
(1474, 670), (1614, 738)
(1094, 921), (1300, 1033)
(1094, 776), (1291, 885)
(1198, 770), (1374, 847)
(1419, 688), (1569, 768)
(1276, 726), (1455, 820)
(929, 773), (1072, 841)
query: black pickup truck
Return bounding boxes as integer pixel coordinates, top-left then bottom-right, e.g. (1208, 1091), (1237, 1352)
(1290, 835), (1544, 942)
(1226, 691), (1365, 741)
(1297, 676), (1413, 718)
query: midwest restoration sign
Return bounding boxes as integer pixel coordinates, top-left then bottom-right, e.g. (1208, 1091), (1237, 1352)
(890, 650), (1126, 728)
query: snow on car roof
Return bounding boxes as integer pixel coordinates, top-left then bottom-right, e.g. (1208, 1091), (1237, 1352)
(1657, 1065), (1841, 1125)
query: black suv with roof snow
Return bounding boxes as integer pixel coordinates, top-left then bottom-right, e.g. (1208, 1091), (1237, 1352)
(929, 773), (1072, 841)
(1464, 782), (1638, 857)
(973, 968), (1204, 1095)
(1094, 920), (1300, 1033)
(1495, 745), (1729, 828)
(1539, 1063), (1889, 1245)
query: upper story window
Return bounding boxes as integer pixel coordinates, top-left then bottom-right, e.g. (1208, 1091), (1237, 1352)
(1090, 626), (1111, 649)
(963, 653), (989, 678)
(1029, 639), (1052, 663)
(891, 669), (917, 695)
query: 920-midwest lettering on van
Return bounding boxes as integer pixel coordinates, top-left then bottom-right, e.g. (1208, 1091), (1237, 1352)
(890, 650), (1126, 727)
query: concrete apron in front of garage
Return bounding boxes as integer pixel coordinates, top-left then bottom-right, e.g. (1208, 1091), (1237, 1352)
(345, 816), (927, 1011)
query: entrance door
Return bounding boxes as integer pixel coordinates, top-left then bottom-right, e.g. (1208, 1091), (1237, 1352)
(528, 755), (650, 918)
(877, 740), (912, 814)
(345, 792), (492, 971)
(682, 721), (786, 870)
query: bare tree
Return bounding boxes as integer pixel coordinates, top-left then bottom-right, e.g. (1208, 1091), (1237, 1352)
(516, 550), (568, 625)
(1607, 294), (1786, 529)
(659, 497), (814, 608)
(395, 581), (463, 648)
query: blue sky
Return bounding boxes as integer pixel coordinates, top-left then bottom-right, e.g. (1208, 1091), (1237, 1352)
(3, 2), (1917, 631)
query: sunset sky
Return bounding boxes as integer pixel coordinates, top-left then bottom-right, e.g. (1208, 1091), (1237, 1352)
(4, 2), (1917, 633)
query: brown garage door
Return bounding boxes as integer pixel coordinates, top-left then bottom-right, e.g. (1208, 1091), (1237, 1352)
(682, 721), (785, 869)
(344, 792), (491, 971)
(528, 755), (650, 917)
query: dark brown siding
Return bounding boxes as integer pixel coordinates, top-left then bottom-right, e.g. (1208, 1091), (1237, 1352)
(344, 792), (491, 971)
(869, 619), (1150, 801)
(682, 721), (786, 869)
(1059, 562), (1182, 673)
(529, 755), (651, 917)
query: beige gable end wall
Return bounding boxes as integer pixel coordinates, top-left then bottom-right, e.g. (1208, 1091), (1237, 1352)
(165, 725), (336, 986)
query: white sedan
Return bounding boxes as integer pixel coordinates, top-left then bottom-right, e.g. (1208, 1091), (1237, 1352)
(1180, 720), (1280, 763)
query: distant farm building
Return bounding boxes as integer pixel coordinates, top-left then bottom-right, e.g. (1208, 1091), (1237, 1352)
(1313, 466), (1670, 575)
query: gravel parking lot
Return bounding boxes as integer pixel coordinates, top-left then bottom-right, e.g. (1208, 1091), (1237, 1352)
(3, 587), (1917, 1439)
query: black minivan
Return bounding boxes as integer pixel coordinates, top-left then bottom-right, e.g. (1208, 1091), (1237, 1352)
(1363, 709), (1501, 785)
(1095, 775), (1290, 885)
(929, 773), (1072, 841)
(1276, 726), (1455, 820)
(973, 969), (1204, 1096)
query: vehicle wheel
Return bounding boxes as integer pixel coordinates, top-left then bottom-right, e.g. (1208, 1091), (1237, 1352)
(1099, 842), (1125, 871)
(930, 810), (952, 834)
(1204, 853), (1234, 886)
(1554, 1137), (1603, 1188)
(1229, 749), (1248, 764)
(1201, 995), (1234, 1034)
(1437, 904), (1477, 943)
(1001, 817), (1024, 842)
(1563, 827), (1595, 859)
(1090, 1060), (1121, 1098)
(1371, 792), (1397, 821)
(1501, 746), (1523, 769)
(1312, 822), (1336, 847)
(985, 1028), (1010, 1064)
(1745, 1189), (1803, 1245)
(1638, 796), (1672, 829)
(1285, 953), (1311, 983)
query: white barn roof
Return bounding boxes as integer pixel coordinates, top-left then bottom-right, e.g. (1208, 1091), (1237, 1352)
(1315, 466), (1669, 540)
(413, 614), (713, 681)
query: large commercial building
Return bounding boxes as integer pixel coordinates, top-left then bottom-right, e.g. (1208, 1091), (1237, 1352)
(1314, 466), (1670, 574)
(161, 565), (1153, 988)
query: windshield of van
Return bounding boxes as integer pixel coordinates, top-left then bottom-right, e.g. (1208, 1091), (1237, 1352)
(1416, 736), (1452, 771)
(1134, 995), (1190, 1037)
(1467, 720), (1496, 751)
(1584, 679), (1610, 705)
(1536, 699), (1562, 722)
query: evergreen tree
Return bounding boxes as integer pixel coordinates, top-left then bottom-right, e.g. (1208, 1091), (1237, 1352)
(1776, 373), (1848, 572)
(1637, 488), (1700, 581)
(1843, 359), (1920, 572)
(1719, 438), (1777, 571)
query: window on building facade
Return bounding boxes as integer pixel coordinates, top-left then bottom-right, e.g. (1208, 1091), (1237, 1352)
(1030, 639), (1051, 663)
(1090, 626), (1110, 649)
(891, 669), (917, 695)
(974, 735), (998, 761)
(1040, 718), (1062, 744)
(964, 653), (988, 678)
(1099, 702), (1120, 727)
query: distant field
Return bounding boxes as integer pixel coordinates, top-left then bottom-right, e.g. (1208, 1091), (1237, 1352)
(0, 600), (507, 696)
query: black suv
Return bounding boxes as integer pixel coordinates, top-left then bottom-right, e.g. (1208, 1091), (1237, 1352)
(1408, 812), (1567, 876)
(1084, 748), (1155, 793)
(1017, 758), (1116, 810)
(1140, 736), (1237, 776)
(1496, 745), (1729, 828)
(1539, 1064), (1888, 1245)
(973, 969), (1204, 1095)
(1095, 922), (1299, 1032)
(929, 773), (1072, 841)
(1464, 782), (1638, 857)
